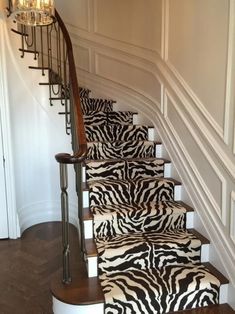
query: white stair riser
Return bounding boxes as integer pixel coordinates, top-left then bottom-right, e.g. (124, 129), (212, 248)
(155, 143), (163, 158)
(148, 128), (155, 141)
(86, 256), (98, 277)
(84, 220), (93, 239)
(201, 244), (210, 263)
(164, 163), (171, 177)
(219, 284), (228, 304)
(186, 211), (194, 229)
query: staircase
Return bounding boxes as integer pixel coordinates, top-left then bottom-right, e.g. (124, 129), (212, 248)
(79, 89), (230, 313)
(8, 10), (234, 314)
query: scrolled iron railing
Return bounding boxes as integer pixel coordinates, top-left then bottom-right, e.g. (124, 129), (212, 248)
(11, 10), (87, 284)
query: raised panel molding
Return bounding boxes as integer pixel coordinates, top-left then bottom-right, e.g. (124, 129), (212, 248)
(164, 90), (227, 224)
(161, 0), (169, 60)
(231, 191), (235, 244)
(93, 0), (162, 55)
(164, 0), (234, 144)
(73, 44), (92, 72)
(94, 52), (162, 106)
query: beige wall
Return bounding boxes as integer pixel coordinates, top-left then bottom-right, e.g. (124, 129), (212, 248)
(56, 0), (235, 307)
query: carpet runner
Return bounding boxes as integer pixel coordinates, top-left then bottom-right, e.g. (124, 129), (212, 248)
(81, 88), (223, 313)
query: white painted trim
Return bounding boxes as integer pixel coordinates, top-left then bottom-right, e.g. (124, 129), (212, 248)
(92, 0), (161, 56)
(94, 51), (160, 106)
(53, 297), (104, 314)
(223, 0), (235, 145)
(165, 1), (234, 144)
(166, 61), (224, 139)
(230, 191), (235, 244)
(164, 90), (227, 224)
(162, 0), (169, 61)
(77, 49), (235, 182)
(154, 106), (235, 285)
(0, 19), (19, 239)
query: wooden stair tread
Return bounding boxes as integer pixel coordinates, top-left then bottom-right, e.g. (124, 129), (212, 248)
(85, 239), (97, 257)
(177, 201), (194, 212)
(188, 229), (210, 244)
(50, 264), (104, 305)
(202, 262), (229, 284)
(169, 304), (234, 314)
(84, 157), (171, 165)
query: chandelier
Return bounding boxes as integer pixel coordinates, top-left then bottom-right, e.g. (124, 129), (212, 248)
(9, 0), (55, 26)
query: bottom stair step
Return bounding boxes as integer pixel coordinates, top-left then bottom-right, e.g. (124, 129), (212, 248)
(100, 264), (226, 314)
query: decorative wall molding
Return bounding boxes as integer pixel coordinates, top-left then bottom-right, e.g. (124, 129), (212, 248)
(73, 43), (92, 73)
(147, 92), (235, 286)
(93, 0), (161, 55)
(68, 14), (235, 184)
(164, 90), (227, 224)
(164, 0), (234, 144)
(166, 61), (224, 138)
(94, 51), (162, 106)
(157, 60), (235, 182)
(223, 0), (235, 145)
(161, 0), (169, 61)
(231, 191), (235, 244)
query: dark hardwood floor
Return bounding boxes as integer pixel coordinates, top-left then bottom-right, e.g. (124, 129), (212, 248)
(0, 222), (80, 314)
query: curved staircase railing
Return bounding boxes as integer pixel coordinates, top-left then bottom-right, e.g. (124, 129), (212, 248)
(11, 9), (87, 284)
(53, 10), (88, 284)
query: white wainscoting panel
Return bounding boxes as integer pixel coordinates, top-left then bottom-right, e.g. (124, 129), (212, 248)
(231, 191), (235, 244)
(164, 91), (227, 223)
(73, 44), (91, 72)
(56, 0), (90, 31)
(95, 52), (162, 105)
(93, 0), (162, 54)
(166, 0), (231, 141)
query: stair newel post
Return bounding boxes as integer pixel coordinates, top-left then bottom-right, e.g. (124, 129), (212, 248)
(59, 162), (72, 284)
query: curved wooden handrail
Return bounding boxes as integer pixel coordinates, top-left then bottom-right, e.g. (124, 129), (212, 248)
(54, 10), (87, 164)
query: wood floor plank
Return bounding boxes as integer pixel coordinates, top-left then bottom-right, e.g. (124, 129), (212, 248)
(0, 222), (77, 314)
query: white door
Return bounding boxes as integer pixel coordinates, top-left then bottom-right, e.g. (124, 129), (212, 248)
(0, 122), (9, 238)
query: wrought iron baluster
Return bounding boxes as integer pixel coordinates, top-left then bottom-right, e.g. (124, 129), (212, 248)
(59, 163), (71, 284)
(33, 27), (37, 60)
(40, 26), (45, 76)
(20, 25), (25, 58)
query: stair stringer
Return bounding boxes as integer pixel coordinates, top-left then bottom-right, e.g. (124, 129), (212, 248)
(75, 74), (235, 308)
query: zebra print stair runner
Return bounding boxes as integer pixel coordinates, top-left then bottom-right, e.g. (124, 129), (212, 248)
(81, 88), (223, 313)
